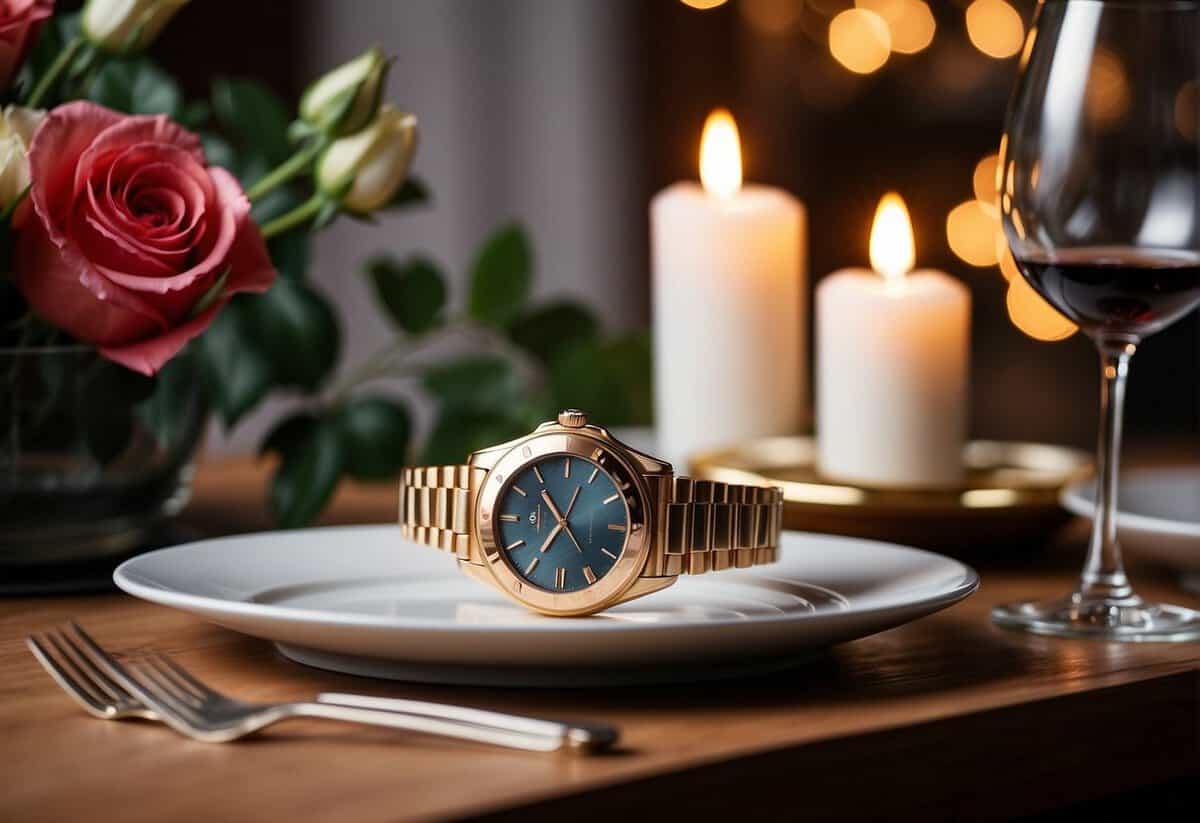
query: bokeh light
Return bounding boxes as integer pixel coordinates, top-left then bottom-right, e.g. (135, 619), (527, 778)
(858, 0), (935, 55)
(1176, 81), (1198, 142)
(965, 0), (1024, 60)
(972, 153), (999, 210)
(1085, 49), (1130, 126)
(679, 0), (729, 9)
(829, 8), (891, 74)
(741, 0), (807, 35)
(1006, 275), (1077, 342)
(998, 241), (1021, 282)
(947, 200), (1000, 267)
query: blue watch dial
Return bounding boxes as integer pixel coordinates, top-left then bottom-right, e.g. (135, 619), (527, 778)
(495, 454), (630, 593)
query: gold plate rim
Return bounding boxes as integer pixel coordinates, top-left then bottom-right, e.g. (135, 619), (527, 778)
(689, 437), (1092, 515)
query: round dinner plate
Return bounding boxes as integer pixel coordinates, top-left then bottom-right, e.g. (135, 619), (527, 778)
(1061, 467), (1200, 579)
(114, 526), (978, 687)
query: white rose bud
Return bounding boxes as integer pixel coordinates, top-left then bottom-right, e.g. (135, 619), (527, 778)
(82, 0), (190, 54)
(0, 105), (44, 213)
(316, 105), (418, 214)
(300, 48), (389, 137)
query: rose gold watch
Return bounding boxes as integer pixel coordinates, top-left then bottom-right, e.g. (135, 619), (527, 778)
(399, 409), (784, 617)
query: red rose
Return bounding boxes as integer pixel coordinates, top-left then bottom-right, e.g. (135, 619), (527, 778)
(0, 0), (52, 89)
(15, 101), (276, 375)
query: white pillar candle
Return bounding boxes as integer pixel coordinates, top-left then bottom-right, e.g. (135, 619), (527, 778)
(816, 193), (970, 488)
(651, 110), (807, 470)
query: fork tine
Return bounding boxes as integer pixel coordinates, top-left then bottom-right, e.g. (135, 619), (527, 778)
(128, 661), (203, 722)
(139, 656), (204, 707)
(47, 629), (129, 704)
(148, 652), (222, 701)
(65, 623), (200, 737)
(25, 634), (107, 715)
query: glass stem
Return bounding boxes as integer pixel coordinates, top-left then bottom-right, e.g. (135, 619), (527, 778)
(1079, 340), (1136, 601)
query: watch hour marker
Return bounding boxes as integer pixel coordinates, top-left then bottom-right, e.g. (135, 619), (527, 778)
(524, 557), (539, 575)
(499, 514), (520, 523)
(607, 523), (626, 532)
(533, 465), (545, 484)
(582, 566), (597, 585)
(512, 486), (527, 497)
(602, 493), (620, 505)
(601, 548), (618, 560)
(587, 467), (599, 484)
(505, 539), (526, 551)
(554, 567), (566, 589)
(564, 459), (570, 478)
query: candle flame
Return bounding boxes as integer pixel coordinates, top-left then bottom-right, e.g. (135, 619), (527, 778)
(699, 108), (742, 200)
(869, 192), (915, 282)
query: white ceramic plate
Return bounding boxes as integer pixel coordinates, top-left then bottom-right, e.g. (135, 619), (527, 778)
(114, 526), (978, 686)
(1062, 467), (1200, 579)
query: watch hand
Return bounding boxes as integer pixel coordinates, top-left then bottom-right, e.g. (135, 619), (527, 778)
(561, 521), (585, 554)
(563, 486), (581, 519)
(538, 522), (563, 553)
(540, 490), (565, 523)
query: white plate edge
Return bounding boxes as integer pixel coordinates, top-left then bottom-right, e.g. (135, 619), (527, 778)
(113, 524), (980, 634)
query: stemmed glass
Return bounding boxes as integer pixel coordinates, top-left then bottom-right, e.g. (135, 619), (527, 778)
(993, 0), (1200, 640)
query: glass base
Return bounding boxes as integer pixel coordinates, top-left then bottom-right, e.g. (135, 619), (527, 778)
(992, 592), (1200, 642)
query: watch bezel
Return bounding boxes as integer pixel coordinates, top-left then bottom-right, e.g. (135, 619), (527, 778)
(474, 430), (652, 617)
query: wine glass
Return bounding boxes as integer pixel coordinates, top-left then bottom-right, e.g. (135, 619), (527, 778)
(993, 0), (1200, 640)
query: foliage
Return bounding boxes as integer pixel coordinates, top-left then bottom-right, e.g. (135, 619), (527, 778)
(1, 13), (652, 528)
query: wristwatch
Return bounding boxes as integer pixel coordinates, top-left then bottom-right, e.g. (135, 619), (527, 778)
(399, 409), (784, 616)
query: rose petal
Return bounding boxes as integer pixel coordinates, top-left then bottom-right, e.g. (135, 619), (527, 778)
(15, 212), (168, 346)
(100, 301), (225, 376)
(28, 102), (128, 237)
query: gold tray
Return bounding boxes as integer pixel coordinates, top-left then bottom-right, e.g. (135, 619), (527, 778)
(690, 437), (1092, 555)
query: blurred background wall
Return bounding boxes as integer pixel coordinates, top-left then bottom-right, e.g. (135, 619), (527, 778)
(160, 0), (1198, 456)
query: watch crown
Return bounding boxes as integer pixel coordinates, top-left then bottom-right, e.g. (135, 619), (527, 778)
(557, 409), (588, 428)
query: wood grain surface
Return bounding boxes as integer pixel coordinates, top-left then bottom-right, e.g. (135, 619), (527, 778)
(2, 457), (1199, 821)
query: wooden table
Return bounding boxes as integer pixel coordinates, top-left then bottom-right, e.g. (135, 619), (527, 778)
(3, 458), (1199, 821)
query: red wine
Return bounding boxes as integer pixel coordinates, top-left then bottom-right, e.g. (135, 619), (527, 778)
(1016, 247), (1200, 339)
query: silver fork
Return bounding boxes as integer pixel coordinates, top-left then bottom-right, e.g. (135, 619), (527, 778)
(27, 623), (617, 753)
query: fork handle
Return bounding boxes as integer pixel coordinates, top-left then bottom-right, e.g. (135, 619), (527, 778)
(314, 692), (617, 752)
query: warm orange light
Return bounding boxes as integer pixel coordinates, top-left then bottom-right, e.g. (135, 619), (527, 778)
(973, 153), (999, 211)
(699, 108), (742, 200)
(965, 0), (1024, 60)
(1086, 49), (1130, 126)
(858, 0), (935, 54)
(1007, 275), (1077, 341)
(869, 192), (916, 283)
(996, 231), (1019, 281)
(680, 0), (728, 9)
(947, 200), (999, 267)
(829, 9), (891, 74)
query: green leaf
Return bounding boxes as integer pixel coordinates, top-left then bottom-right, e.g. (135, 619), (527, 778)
(508, 301), (598, 364)
(422, 357), (520, 413)
(200, 132), (237, 171)
(88, 59), (182, 118)
(259, 411), (317, 457)
(421, 410), (527, 466)
(178, 100), (211, 130)
(549, 333), (652, 426)
(244, 280), (340, 391)
(386, 177), (431, 209)
(268, 231), (310, 281)
(367, 255), (446, 334)
(468, 224), (532, 327)
(336, 396), (411, 480)
(211, 77), (292, 164)
(196, 299), (274, 426)
(269, 419), (345, 528)
(138, 350), (203, 448)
